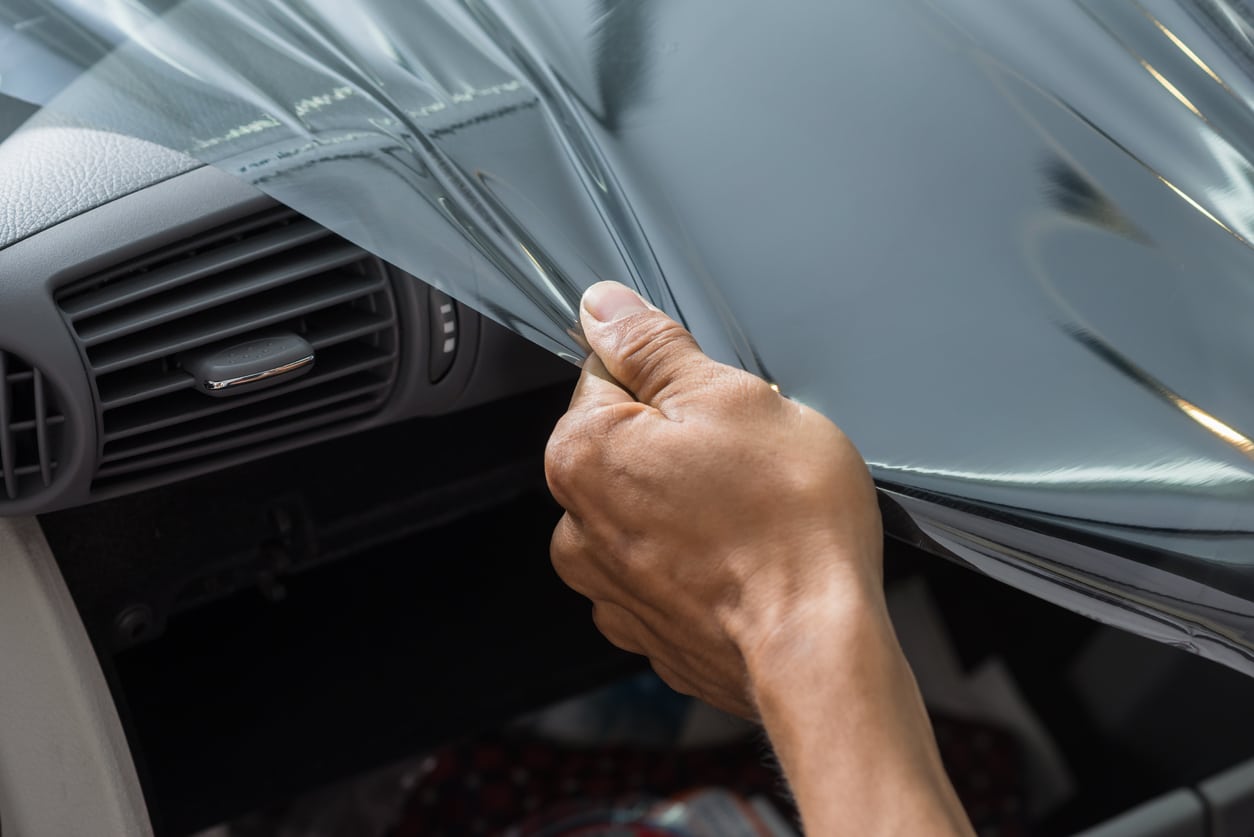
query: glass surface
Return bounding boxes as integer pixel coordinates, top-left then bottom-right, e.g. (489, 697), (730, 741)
(3, 0), (1254, 669)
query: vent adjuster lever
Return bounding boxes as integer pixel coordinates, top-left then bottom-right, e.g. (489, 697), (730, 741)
(182, 333), (315, 397)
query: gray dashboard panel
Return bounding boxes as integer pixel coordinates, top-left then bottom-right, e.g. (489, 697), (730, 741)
(0, 112), (198, 250)
(0, 159), (570, 514)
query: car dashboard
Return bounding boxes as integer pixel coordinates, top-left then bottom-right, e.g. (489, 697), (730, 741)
(6, 0), (1254, 832)
(0, 95), (630, 836)
(0, 101), (575, 516)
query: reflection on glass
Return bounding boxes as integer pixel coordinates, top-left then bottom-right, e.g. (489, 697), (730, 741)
(0, 0), (1253, 673)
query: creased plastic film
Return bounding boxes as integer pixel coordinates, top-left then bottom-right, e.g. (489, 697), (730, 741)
(7, 0), (1254, 674)
(0, 0), (694, 362)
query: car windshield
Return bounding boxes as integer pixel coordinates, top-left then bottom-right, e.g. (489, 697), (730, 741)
(1, 0), (1252, 606)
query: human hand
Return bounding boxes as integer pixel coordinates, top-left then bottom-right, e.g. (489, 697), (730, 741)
(544, 281), (884, 718)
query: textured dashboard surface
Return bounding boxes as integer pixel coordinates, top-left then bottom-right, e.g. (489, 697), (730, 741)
(0, 111), (198, 251)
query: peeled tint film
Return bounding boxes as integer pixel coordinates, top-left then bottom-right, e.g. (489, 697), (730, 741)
(4, 1), (1254, 667)
(0, 0), (688, 363)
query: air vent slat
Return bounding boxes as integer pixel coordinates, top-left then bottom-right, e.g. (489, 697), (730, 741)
(56, 209), (401, 489)
(98, 371), (197, 410)
(101, 378), (389, 464)
(306, 310), (396, 350)
(76, 239), (365, 347)
(96, 397), (383, 480)
(89, 271), (388, 374)
(8, 416), (66, 432)
(13, 464), (55, 478)
(61, 219), (331, 320)
(102, 345), (395, 442)
(0, 352), (14, 500)
(0, 350), (64, 502)
(33, 369), (51, 486)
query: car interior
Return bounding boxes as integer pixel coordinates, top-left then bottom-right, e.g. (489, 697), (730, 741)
(4, 89), (1254, 837)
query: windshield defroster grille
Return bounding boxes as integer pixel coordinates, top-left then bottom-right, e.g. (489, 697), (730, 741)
(56, 209), (400, 488)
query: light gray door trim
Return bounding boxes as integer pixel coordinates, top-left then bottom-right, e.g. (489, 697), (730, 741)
(0, 517), (151, 837)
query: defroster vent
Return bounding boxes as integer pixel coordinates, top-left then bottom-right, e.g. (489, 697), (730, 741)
(57, 209), (400, 488)
(0, 351), (64, 500)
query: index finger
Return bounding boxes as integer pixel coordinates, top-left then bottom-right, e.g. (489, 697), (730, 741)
(568, 352), (636, 412)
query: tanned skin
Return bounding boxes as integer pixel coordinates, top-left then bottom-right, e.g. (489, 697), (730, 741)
(545, 282), (975, 836)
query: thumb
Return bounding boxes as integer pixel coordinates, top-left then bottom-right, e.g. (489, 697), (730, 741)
(579, 281), (709, 412)
(567, 352), (636, 413)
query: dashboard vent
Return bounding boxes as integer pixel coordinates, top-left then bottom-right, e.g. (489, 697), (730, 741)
(0, 351), (64, 500)
(57, 209), (400, 487)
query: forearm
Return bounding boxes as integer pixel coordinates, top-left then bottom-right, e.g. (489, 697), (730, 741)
(547, 284), (956, 831)
(746, 587), (974, 837)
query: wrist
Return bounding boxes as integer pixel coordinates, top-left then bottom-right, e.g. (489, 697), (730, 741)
(731, 562), (896, 711)
(737, 572), (974, 837)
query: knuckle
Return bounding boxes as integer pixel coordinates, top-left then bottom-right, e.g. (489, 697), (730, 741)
(544, 416), (588, 491)
(613, 317), (700, 385)
(592, 604), (643, 655)
(725, 368), (782, 405)
(549, 516), (580, 578)
(650, 659), (694, 697)
(589, 602), (614, 634)
(545, 409), (627, 505)
(690, 364), (781, 417)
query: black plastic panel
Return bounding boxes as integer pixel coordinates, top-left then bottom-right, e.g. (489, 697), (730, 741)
(41, 384), (632, 835)
(0, 350), (64, 501)
(0, 162), (574, 514)
(55, 207), (401, 488)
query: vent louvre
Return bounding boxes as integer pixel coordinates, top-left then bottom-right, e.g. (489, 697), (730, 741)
(57, 210), (400, 489)
(0, 351), (65, 500)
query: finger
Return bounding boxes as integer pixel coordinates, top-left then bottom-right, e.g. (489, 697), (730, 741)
(544, 404), (630, 513)
(567, 352), (637, 414)
(579, 281), (712, 415)
(543, 417), (581, 512)
(590, 602), (648, 655)
(549, 513), (600, 598)
(550, 514), (653, 611)
(650, 658), (756, 720)
(649, 658), (698, 699)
